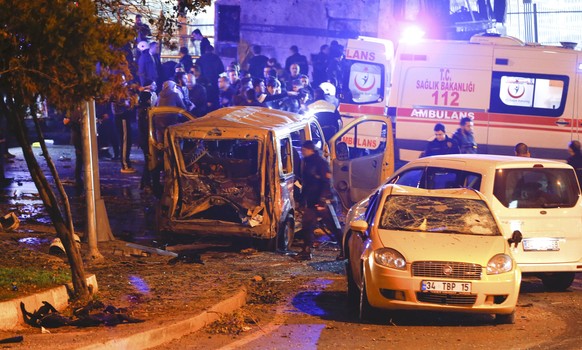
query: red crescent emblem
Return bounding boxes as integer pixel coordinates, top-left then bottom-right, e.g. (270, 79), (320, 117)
(354, 74), (376, 92)
(507, 85), (525, 98)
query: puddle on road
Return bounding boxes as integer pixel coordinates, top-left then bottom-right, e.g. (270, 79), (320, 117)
(18, 237), (52, 246)
(291, 278), (339, 317)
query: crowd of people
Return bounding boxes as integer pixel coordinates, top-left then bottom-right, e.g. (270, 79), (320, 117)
(83, 16), (347, 196)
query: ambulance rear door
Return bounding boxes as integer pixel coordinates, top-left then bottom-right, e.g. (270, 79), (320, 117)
(338, 38), (393, 122)
(390, 40), (493, 161)
(328, 116), (394, 211)
(489, 46), (578, 159)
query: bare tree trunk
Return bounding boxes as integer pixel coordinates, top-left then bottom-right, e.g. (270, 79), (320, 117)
(0, 98), (90, 301)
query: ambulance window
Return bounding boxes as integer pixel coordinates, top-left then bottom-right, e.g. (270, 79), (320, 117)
(340, 61), (384, 105)
(490, 72), (568, 117)
(279, 137), (293, 175)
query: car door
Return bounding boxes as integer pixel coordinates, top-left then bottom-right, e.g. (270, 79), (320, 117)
(329, 116), (394, 210)
(147, 106), (196, 171)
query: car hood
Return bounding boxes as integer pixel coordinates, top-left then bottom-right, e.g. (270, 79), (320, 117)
(377, 229), (508, 264)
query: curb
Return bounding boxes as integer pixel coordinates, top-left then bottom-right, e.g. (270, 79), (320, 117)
(76, 287), (247, 350)
(0, 274), (98, 330)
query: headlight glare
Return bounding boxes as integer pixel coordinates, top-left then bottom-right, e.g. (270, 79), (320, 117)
(487, 254), (513, 274)
(374, 248), (406, 270)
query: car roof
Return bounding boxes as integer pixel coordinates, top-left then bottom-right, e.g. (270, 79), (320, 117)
(405, 154), (572, 170)
(169, 106), (314, 135)
(381, 184), (486, 201)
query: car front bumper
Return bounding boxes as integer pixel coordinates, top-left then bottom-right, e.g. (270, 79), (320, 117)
(364, 260), (521, 315)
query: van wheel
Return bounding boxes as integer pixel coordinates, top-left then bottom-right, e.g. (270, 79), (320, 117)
(153, 203), (163, 235)
(495, 311), (515, 324)
(541, 272), (575, 291)
(276, 218), (295, 252)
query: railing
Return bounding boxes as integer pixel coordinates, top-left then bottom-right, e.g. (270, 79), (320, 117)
(506, 1), (582, 46)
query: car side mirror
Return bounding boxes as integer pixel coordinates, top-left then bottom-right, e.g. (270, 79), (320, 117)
(350, 220), (368, 234)
(508, 230), (523, 248)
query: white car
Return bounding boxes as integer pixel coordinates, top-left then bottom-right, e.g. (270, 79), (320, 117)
(345, 184), (521, 323)
(386, 154), (582, 290)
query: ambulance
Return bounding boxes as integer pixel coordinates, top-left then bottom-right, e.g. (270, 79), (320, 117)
(389, 33), (582, 162)
(338, 37), (394, 121)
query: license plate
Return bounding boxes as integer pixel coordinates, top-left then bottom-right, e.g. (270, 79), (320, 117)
(522, 238), (560, 251)
(422, 280), (471, 293)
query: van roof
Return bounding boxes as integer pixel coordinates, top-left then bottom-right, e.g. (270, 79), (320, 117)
(421, 154), (572, 169)
(169, 106), (314, 135)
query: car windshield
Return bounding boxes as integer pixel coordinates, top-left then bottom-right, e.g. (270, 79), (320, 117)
(379, 195), (501, 236)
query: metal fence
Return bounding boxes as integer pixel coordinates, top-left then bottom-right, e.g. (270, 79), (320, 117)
(505, 1), (582, 46)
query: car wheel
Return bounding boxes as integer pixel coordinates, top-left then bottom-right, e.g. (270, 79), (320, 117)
(359, 276), (378, 322)
(276, 218), (295, 252)
(541, 272), (575, 291)
(345, 261), (359, 311)
(495, 311), (515, 324)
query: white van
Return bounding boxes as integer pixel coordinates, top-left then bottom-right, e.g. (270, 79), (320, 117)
(389, 33), (582, 162)
(387, 154), (582, 290)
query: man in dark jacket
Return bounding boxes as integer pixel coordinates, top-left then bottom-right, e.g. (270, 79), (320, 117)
(423, 123), (460, 157)
(247, 45), (269, 79)
(295, 141), (342, 261)
(138, 42), (161, 87)
(285, 45), (309, 78)
(453, 117), (478, 154)
(196, 45), (224, 111)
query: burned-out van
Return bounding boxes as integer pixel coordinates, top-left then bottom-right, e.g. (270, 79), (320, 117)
(148, 106), (394, 250)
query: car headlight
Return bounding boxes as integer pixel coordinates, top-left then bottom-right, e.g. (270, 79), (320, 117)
(374, 248), (406, 270)
(487, 254), (513, 275)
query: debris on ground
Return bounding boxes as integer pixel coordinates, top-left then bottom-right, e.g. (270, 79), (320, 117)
(206, 310), (256, 335)
(125, 243), (178, 257)
(20, 300), (144, 328)
(167, 251), (204, 265)
(0, 212), (20, 231)
(240, 248), (257, 256)
(0, 335), (24, 344)
(247, 280), (281, 305)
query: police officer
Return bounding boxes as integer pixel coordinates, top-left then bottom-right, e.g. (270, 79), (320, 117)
(295, 141), (343, 261)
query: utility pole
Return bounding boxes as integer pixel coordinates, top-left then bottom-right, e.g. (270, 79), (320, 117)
(83, 100), (113, 260)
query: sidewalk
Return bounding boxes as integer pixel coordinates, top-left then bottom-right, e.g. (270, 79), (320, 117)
(0, 144), (249, 348)
(0, 284), (246, 350)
